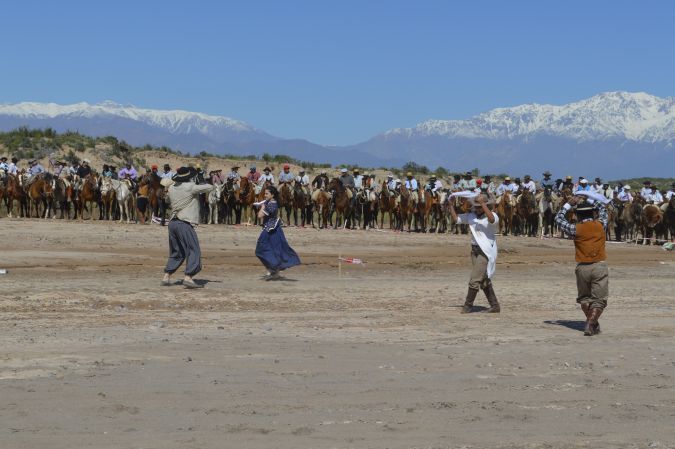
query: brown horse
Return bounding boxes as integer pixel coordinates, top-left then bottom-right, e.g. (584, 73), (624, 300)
(76, 173), (99, 220)
(328, 178), (352, 229)
(663, 196), (675, 241)
(99, 177), (117, 220)
(53, 178), (73, 219)
(278, 182), (293, 225)
(28, 174), (55, 219)
(378, 181), (398, 229)
(642, 204), (663, 245)
(398, 183), (414, 232)
(497, 190), (514, 235)
(419, 190), (442, 233)
(4, 174), (29, 218)
(515, 189), (538, 236)
(315, 189), (332, 229)
(139, 173), (165, 223)
(239, 177), (257, 225)
(291, 180), (310, 227)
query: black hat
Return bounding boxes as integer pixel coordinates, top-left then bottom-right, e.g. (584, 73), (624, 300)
(543, 170), (552, 176)
(484, 175), (492, 180)
(163, 163), (170, 169)
(0, 157), (7, 161)
(576, 201), (594, 212)
(465, 171), (472, 176)
(172, 166), (197, 182)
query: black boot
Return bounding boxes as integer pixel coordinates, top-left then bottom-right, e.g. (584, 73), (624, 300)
(482, 284), (500, 313)
(461, 288), (479, 313)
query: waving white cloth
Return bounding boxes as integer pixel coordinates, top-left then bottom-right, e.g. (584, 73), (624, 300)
(455, 212), (499, 279)
(574, 190), (611, 205)
(449, 191), (479, 199)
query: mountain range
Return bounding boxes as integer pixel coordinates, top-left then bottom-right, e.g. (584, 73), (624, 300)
(1, 92), (673, 178)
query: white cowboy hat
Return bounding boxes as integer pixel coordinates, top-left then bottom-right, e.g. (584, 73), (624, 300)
(579, 178), (589, 184)
(624, 185), (631, 190)
(160, 177), (175, 188)
(340, 168), (347, 173)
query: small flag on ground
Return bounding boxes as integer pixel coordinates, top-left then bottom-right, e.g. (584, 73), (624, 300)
(338, 257), (364, 265)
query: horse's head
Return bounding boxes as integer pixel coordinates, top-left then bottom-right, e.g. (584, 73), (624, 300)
(543, 186), (552, 200)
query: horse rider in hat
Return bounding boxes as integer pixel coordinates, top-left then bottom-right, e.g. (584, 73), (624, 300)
(555, 195), (609, 336)
(259, 166), (275, 188)
(640, 180), (652, 199)
(0, 157), (8, 185)
(459, 171), (476, 191)
(278, 163), (294, 186)
(449, 193), (501, 314)
(541, 171), (555, 190)
(247, 165), (261, 184)
(405, 172), (420, 204)
(296, 168), (311, 198)
(311, 169), (330, 202)
(161, 166), (215, 289)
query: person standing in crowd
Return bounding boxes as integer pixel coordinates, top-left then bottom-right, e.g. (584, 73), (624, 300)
(448, 193), (501, 314)
(555, 196), (609, 336)
(255, 186), (301, 280)
(161, 167), (215, 289)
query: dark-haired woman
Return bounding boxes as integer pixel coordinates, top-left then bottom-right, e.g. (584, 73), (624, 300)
(255, 186), (300, 280)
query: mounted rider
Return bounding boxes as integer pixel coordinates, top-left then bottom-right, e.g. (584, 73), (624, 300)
(481, 175), (496, 195)
(295, 168), (311, 198)
(311, 169), (330, 202)
(640, 180), (652, 199)
(458, 171), (476, 191)
(541, 171), (555, 190)
(0, 157), (8, 185)
(645, 184), (663, 206)
(405, 172), (420, 204)
(160, 164), (175, 180)
(338, 168), (355, 207)
(258, 166), (275, 189)
(247, 166), (261, 184)
(576, 178), (591, 192)
(558, 175), (574, 192)
(118, 162), (138, 192)
(425, 174), (443, 199)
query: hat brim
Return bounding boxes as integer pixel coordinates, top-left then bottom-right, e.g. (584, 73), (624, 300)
(172, 167), (197, 182)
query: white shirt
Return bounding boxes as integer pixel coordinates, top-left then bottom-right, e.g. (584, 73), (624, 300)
(646, 190), (663, 203)
(0, 162), (8, 171)
(522, 180), (536, 193)
(496, 183), (518, 195)
(618, 191), (633, 202)
(160, 171), (175, 179)
(353, 175), (363, 189)
(7, 162), (18, 175)
(666, 190), (675, 201)
(405, 178), (418, 190)
(296, 174), (310, 185)
(429, 179), (443, 192)
(387, 179), (396, 191)
(455, 212), (500, 279)
(259, 173), (275, 185)
(640, 187), (652, 198)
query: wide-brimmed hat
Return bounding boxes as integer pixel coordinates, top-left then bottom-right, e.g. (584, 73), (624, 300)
(565, 175), (572, 180)
(0, 157), (7, 161)
(624, 185), (632, 190)
(406, 172), (413, 177)
(387, 173), (393, 178)
(263, 166), (271, 172)
(576, 201), (594, 212)
(172, 166), (197, 182)
(353, 168), (360, 173)
(465, 171), (472, 176)
(299, 168), (306, 172)
(160, 177), (174, 188)
(504, 176), (511, 181)
(250, 165), (256, 171)
(320, 169), (327, 174)
(232, 165), (239, 170)
(524, 174), (531, 179)
(595, 177), (601, 182)
(643, 180), (651, 184)
(579, 178), (589, 184)
(340, 168), (348, 173)
(543, 170), (552, 176)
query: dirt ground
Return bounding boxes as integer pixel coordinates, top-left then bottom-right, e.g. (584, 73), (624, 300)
(1, 219), (674, 449)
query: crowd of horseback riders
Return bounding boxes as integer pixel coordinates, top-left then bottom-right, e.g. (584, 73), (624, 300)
(0, 154), (673, 243)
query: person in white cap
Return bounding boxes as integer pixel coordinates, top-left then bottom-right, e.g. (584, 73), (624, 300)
(296, 168), (311, 197)
(665, 183), (675, 201)
(386, 173), (397, 193)
(576, 178), (591, 192)
(645, 184), (663, 205)
(617, 185), (633, 202)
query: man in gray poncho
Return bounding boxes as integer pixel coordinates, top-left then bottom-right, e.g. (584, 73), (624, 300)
(161, 167), (215, 288)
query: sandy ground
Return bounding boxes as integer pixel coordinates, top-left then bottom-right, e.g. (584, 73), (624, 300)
(1, 219), (674, 449)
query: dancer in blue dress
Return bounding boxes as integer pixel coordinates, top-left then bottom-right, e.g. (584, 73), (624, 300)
(255, 186), (301, 280)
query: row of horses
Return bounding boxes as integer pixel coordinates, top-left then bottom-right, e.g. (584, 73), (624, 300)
(2, 173), (674, 244)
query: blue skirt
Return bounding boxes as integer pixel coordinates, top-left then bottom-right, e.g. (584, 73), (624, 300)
(255, 225), (301, 272)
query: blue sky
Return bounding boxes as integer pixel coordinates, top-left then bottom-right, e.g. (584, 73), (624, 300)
(1, 0), (674, 145)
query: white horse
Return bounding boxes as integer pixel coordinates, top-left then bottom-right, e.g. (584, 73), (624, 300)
(103, 178), (134, 223)
(537, 186), (559, 237)
(208, 183), (223, 224)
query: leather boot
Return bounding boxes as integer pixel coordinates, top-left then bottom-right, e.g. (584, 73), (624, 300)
(461, 288), (479, 313)
(482, 284), (500, 313)
(589, 307), (603, 335)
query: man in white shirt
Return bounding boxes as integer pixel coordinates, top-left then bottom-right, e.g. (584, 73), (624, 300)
(645, 185), (663, 205)
(386, 174), (397, 196)
(521, 175), (536, 194)
(666, 183), (675, 201)
(259, 167), (275, 186)
(449, 193), (500, 314)
(405, 172), (419, 204)
(353, 168), (363, 191)
(617, 185), (633, 202)
(296, 168), (311, 197)
(496, 177), (518, 196)
(640, 181), (652, 199)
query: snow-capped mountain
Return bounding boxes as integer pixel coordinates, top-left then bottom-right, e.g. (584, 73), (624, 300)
(383, 92), (675, 142)
(355, 92), (675, 178)
(0, 93), (673, 177)
(0, 100), (276, 145)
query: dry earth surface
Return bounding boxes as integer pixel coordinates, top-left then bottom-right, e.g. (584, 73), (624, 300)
(1, 219), (674, 449)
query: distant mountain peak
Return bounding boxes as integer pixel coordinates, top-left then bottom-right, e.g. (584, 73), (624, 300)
(385, 91), (675, 143)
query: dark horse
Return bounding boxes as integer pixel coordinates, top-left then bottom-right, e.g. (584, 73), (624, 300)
(328, 178), (353, 229)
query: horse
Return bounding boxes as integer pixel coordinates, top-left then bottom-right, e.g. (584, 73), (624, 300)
(516, 189), (538, 237)
(76, 173), (99, 220)
(641, 204), (663, 245)
(220, 179), (239, 225)
(356, 187), (378, 229)
(239, 177), (257, 225)
(537, 186), (558, 237)
(378, 181), (398, 230)
(419, 189), (443, 233)
(291, 180), (310, 227)
(314, 189), (332, 229)
(4, 174), (29, 218)
(139, 173), (166, 224)
(103, 178), (134, 223)
(328, 178), (353, 229)
(496, 190), (515, 236)
(663, 196), (675, 241)
(28, 174), (55, 219)
(99, 177), (117, 220)
(398, 183), (415, 232)
(208, 183), (223, 224)
(278, 182), (294, 225)
(53, 178), (74, 219)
